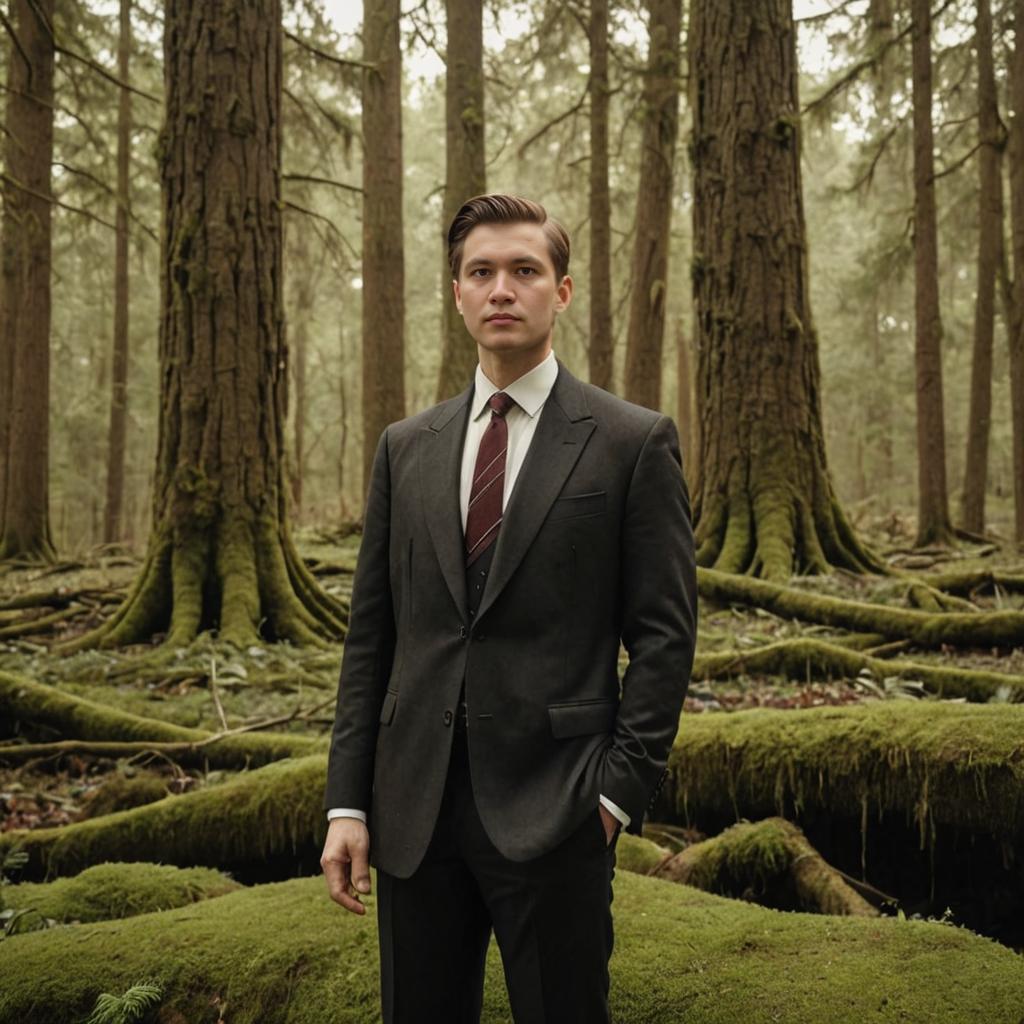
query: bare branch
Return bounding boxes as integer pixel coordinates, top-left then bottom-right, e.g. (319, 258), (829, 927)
(1, 170), (117, 231)
(517, 82), (590, 157)
(284, 30), (374, 71)
(55, 45), (160, 103)
(283, 173), (362, 195)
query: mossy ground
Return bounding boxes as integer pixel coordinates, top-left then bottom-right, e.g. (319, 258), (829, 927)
(2, 870), (1023, 1024)
(2, 861), (239, 925)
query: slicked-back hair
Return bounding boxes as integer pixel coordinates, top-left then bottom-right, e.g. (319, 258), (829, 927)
(447, 194), (571, 281)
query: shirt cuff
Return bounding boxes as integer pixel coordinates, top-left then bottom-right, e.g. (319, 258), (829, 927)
(326, 808), (367, 824)
(599, 794), (630, 829)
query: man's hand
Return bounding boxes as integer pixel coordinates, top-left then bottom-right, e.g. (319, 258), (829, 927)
(598, 804), (620, 846)
(321, 817), (372, 915)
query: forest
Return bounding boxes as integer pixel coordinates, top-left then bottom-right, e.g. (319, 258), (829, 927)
(0, 0), (1023, 1020)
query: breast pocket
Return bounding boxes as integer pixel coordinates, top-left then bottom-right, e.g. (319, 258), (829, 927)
(548, 697), (618, 738)
(547, 490), (606, 522)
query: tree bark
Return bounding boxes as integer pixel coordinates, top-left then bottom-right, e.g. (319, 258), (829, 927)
(67, 0), (345, 650)
(623, 0), (681, 411)
(688, 0), (883, 578)
(910, 0), (953, 546)
(435, 0), (485, 402)
(361, 0), (407, 496)
(103, 0), (133, 546)
(960, 0), (1002, 536)
(675, 316), (697, 487)
(0, 0), (56, 562)
(588, 0), (613, 392)
(1008, 0), (1024, 548)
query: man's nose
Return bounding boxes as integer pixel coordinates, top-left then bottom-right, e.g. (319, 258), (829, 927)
(489, 272), (515, 302)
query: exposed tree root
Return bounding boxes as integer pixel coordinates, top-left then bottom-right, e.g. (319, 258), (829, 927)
(0, 605), (84, 640)
(652, 816), (877, 916)
(0, 754), (327, 880)
(693, 637), (1024, 702)
(56, 516), (349, 653)
(667, 701), (1024, 851)
(0, 671), (320, 768)
(695, 477), (889, 580)
(924, 568), (1024, 598)
(698, 567), (1024, 647)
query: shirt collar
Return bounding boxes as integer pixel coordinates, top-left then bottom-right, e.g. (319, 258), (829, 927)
(471, 350), (558, 421)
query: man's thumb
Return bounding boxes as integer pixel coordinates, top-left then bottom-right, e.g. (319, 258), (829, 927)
(355, 875), (371, 893)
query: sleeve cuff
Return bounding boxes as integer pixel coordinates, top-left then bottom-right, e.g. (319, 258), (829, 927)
(599, 794), (631, 829)
(327, 807), (367, 823)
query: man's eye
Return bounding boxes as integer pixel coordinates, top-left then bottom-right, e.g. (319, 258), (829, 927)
(471, 268), (490, 277)
(516, 267), (536, 276)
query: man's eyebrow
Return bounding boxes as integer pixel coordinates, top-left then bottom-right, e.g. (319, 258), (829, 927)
(464, 255), (545, 269)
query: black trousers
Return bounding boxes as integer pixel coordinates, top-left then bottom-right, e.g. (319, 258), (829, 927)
(376, 725), (619, 1024)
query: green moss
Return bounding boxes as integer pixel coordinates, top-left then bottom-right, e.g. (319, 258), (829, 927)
(0, 754), (328, 879)
(615, 834), (670, 876)
(3, 862), (239, 924)
(0, 670), (320, 768)
(669, 701), (1024, 846)
(80, 772), (170, 818)
(0, 872), (1020, 1023)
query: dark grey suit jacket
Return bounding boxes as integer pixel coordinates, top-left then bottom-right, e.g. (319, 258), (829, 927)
(323, 359), (697, 879)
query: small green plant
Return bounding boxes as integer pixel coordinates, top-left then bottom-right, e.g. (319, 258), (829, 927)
(83, 982), (163, 1024)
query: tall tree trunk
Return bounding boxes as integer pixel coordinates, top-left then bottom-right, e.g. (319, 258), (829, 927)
(103, 0), (133, 546)
(960, 0), (1002, 536)
(435, 0), (485, 402)
(689, 0), (883, 579)
(291, 273), (309, 519)
(623, 0), (681, 411)
(910, 0), (953, 546)
(0, 0), (56, 562)
(588, 0), (613, 392)
(1008, 0), (1024, 548)
(362, 0), (406, 496)
(675, 316), (697, 488)
(70, 0), (345, 650)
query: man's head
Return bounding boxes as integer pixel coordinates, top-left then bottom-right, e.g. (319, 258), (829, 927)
(448, 195), (573, 375)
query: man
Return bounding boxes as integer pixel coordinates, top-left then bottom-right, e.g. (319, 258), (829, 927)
(321, 194), (697, 1023)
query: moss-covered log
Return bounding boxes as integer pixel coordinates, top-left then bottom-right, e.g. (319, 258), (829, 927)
(654, 817), (877, 916)
(1, 862), (239, 926)
(693, 637), (1024, 702)
(667, 701), (1024, 846)
(698, 567), (1024, 647)
(1, 873), (1021, 1023)
(924, 567), (1024, 596)
(0, 754), (327, 880)
(0, 671), (320, 769)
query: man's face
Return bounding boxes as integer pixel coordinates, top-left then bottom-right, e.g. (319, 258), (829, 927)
(453, 221), (573, 361)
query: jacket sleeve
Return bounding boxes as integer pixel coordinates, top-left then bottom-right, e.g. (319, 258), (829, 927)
(599, 414), (697, 833)
(322, 428), (397, 813)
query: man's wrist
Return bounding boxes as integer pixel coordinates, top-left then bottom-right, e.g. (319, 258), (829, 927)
(327, 807), (367, 824)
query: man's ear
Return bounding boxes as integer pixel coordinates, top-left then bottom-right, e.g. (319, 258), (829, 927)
(453, 279), (462, 314)
(554, 274), (574, 313)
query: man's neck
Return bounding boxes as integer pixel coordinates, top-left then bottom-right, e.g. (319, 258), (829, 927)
(478, 343), (552, 391)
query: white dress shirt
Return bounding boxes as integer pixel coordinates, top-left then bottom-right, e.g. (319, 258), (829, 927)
(328, 350), (630, 830)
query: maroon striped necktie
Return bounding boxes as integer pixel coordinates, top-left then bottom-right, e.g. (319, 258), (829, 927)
(465, 392), (517, 565)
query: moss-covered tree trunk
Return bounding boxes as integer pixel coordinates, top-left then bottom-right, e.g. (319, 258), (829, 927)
(623, 0), (681, 411)
(75, 0), (345, 649)
(103, 0), (133, 546)
(688, 0), (884, 579)
(588, 0), (613, 392)
(1008, 0), (1024, 549)
(361, 0), (406, 495)
(435, 0), (485, 402)
(0, 0), (56, 563)
(910, 0), (953, 547)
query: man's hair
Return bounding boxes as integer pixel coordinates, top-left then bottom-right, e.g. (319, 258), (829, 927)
(447, 194), (571, 281)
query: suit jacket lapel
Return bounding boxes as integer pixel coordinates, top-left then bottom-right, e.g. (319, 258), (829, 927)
(419, 382), (473, 622)
(474, 361), (595, 626)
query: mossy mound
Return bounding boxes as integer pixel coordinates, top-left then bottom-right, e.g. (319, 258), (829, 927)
(615, 834), (669, 875)
(79, 771), (171, 818)
(668, 701), (1024, 845)
(0, 872), (1021, 1023)
(2, 861), (240, 924)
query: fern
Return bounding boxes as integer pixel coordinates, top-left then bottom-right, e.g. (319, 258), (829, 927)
(84, 982), (163, 1024)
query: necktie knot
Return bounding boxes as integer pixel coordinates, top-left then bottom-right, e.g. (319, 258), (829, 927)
(489, 392), (516, 418)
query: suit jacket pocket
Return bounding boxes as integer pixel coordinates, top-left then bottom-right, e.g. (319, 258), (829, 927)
(547, 490), (606, 522)
(548, 698), (618, 738)
(379, 691), (398, 726)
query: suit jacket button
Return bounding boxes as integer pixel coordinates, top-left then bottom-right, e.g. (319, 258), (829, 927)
(443, 710), (453, 726)
(459, 626), (467, 640)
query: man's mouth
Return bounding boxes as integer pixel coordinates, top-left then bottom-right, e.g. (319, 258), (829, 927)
(486, 314), (520, 323)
